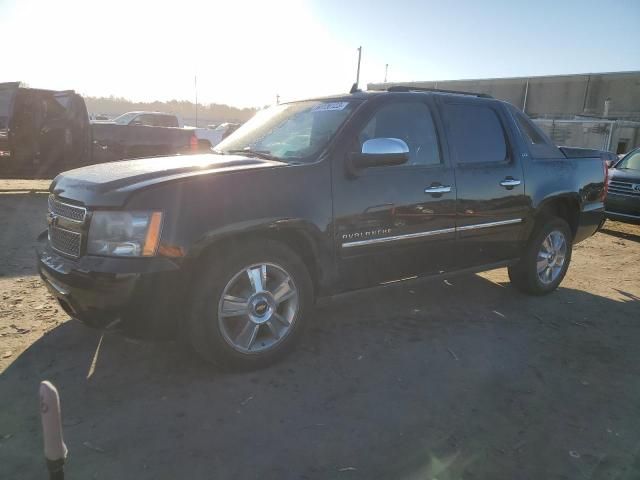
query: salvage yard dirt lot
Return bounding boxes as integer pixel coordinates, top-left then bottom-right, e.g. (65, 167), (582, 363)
(1, 189), (639, 479)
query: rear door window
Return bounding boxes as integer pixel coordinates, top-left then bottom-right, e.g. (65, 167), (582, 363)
(155, 115), (178, 127)
(136, 114), (156, 126)
(444, 103), (507, 164)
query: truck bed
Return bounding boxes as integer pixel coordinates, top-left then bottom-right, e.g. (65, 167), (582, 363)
(91, 123), (197, 164)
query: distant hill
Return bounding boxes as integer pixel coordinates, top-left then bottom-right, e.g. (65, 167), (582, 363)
(84, 96), (258, 126)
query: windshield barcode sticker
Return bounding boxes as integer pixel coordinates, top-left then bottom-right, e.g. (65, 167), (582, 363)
(311, 102), (349, 112)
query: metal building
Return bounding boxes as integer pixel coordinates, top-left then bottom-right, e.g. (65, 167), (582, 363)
(369, 70), (640, 153)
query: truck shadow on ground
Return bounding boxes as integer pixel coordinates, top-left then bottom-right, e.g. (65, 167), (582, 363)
(0, 192), (47, 279)
(599, 226), (640, 243)
(2, 273), (640, 480)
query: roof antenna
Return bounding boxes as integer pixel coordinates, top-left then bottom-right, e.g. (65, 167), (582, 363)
(350, 46), (362, 94)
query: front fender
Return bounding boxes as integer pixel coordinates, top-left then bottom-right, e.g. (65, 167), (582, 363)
(186, 217), (335, 294)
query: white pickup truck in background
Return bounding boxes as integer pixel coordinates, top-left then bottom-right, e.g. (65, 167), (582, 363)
(94, 111), (242, 149)
(187, 122), (241, 148)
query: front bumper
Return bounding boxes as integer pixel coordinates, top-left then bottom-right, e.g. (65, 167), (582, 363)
(605, 193), (640, 225)
(605, 210), (640, 225)
(37, 243), (186, 336)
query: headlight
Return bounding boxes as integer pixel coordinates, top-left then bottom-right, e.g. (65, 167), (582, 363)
(88, 211), (163, 257)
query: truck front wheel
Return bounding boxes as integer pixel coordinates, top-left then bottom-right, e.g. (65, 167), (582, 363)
(187, 240), (313, 369)
(508, 216), (573, 295)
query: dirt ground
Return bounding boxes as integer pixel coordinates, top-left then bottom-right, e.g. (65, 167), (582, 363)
(1, 190), (639, 480)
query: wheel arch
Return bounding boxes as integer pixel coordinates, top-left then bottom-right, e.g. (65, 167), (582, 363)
(186, 219), (331, 297)
(533, 193), (581, 238)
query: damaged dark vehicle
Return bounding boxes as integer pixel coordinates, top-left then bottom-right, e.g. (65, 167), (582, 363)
(0, 82), (91, 177)
(0, 82), (199, 178)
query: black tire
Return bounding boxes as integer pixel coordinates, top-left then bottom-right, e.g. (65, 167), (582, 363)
(508, 216), (573, 295)
(187, 239), (313, 369)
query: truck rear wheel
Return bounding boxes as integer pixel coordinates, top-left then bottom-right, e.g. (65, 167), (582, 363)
(187, 240), (313, 369)
(508, 216), (573, 295)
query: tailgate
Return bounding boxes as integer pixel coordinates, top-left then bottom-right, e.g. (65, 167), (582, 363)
(560, 146), (608, 160)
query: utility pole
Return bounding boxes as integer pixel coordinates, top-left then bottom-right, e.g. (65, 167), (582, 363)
(355, 46), (362, 87)
(276, 94), (280, 105)
(194, 75), (198, 127)
(384, 64), (389, 83)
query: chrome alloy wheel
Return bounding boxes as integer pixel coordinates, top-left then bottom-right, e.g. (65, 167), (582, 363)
(217, 263), (299, 354)
(536, 230), (567, 285)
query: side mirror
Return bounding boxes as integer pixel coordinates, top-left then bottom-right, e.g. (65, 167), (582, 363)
(349, 138), (409, 171)
(129, 120), (143, 126)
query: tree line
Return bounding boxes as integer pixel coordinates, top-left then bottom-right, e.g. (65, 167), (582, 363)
(84, 96), (258, 125)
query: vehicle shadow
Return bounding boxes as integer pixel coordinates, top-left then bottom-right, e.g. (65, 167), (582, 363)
(1, 273), (640, 480)
(0, 192), (47, 278)
(599, 226), (640, 243)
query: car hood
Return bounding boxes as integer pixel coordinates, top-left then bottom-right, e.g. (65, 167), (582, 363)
(609, 167), (640, 184)
(50, 153), (284, 207)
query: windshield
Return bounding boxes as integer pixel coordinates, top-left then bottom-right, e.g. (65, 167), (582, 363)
(616, 150), (640, 170)
(215, 100), (356, 162)
(112, 112), (139, 125)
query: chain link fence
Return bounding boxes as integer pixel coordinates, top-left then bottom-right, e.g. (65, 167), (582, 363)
(533, 119), (640, 153)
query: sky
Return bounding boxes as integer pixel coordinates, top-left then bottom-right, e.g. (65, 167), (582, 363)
(1, 0), (639, 108)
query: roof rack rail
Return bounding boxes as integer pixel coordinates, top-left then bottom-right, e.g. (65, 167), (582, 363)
(386, 85), (493, 98)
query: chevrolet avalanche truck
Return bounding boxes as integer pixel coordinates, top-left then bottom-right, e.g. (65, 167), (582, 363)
(38, 87), (607, 368)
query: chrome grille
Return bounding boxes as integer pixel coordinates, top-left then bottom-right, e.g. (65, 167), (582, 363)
(47, 195), (86, 258)
(609, 180), (640, 197)
(48, 195), (86, 222)
(49, 227), (82, 258)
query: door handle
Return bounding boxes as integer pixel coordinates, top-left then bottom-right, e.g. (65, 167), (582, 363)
(424, 185), (452, 194)
(500, 178), (521, 188)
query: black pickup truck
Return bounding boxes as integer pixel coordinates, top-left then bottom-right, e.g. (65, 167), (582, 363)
(0, 82), (198, 178)
(38, 87), (606, 368)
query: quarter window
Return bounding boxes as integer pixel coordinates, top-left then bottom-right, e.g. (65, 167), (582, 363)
(359, 102), (441, 166)
(444, 103), (507, 164)
(514, 110), (547, 145)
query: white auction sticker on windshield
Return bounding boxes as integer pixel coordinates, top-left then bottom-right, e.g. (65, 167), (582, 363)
(311, 102), (349, 112)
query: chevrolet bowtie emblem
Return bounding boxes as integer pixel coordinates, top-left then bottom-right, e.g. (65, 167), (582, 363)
(47, 212), (58, 227)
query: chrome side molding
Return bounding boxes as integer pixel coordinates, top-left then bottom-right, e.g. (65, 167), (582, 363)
(342, 227), (456, 248)
(456, 218), (523, 232)
(342, 218), (523, 248)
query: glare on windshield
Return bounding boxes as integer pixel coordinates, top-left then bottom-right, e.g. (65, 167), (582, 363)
(216, 101), (356, 162)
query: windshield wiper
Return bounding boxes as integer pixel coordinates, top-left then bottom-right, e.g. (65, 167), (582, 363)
(223, 149), (284, 162)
